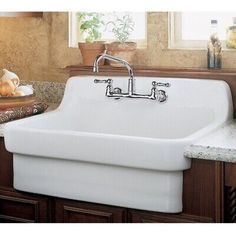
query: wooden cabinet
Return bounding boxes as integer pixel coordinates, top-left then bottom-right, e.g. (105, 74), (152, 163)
(128, 210), (212, 223)
(224, 163), (236, 223)
(0, 189), (49, 223)
(182, 159), (224, 223)
(0, 138), (13, 189)
(54, 198), (127, 223)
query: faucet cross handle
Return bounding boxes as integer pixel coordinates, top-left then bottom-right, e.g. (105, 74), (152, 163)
(152, 81), (171, 88)
(94, 79), (112, 85)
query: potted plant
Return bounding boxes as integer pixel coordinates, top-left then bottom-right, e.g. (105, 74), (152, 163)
(106, 14), (137, 66)
(77, 12), (105, 66)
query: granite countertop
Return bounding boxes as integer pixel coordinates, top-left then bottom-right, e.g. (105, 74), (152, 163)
(184, 120), (236, 163)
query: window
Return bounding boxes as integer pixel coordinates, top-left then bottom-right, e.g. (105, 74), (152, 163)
(169, 12), (236, 49)
(69, 12), (147, 48)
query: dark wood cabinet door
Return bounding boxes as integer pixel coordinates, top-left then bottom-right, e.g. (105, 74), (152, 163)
(183, 159), (224, 223)
(0, 138), (13, 189)
(224, 163), (236, 223)
(0, 189), (49, 223)
(225, 163), (236, 187)
(128, 210), (213, 223)
(54, 199), (127, 223)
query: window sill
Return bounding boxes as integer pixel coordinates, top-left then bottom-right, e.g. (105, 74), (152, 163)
(69, 43), (147, 50)
(166, 47), (236, 52)
(0, 12), (43, 17)
(65, 64), (236, 78)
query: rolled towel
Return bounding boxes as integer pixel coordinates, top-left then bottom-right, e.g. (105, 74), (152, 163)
(0, 102), (48, 124)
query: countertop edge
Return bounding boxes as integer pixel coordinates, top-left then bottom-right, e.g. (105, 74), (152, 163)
(184, 144), (236, 163)
(184, 120), (236, 163)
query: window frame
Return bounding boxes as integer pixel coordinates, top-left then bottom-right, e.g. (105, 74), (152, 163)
(168, 12), (228, 49)
(68, 12), (147, 49)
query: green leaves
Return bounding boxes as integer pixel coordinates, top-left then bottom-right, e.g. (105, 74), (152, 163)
(77, 12), (135, 43)
(106, 14), (135, 43)
(77, 12), (104, 43)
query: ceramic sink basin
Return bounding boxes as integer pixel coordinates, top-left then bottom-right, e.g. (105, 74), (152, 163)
(4, 76), (233, 213)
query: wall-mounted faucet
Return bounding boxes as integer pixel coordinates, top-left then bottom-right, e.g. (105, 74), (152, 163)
(93, 53), (170, 102)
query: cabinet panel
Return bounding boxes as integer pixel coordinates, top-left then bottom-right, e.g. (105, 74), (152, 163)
(0, 138), (13, 188)
(0, 190), (49, 223)
(54, 199), (127, 223)
(183, 159), (224, 222)
(128, 210), (213, 223)
(224, 163), (236, 222)
(225, 163), (236, 187)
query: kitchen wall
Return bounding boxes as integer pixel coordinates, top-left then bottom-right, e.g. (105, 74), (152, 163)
(0, 12), (236, 82)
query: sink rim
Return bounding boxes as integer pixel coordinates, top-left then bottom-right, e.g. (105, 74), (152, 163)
(4, 109), (227, 142)
(4, 113), (230, 172)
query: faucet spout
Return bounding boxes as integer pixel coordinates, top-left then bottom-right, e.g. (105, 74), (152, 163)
(93, 53), (134, 78)
(93, 55), (100, 73)
(93, 53), (134, 95)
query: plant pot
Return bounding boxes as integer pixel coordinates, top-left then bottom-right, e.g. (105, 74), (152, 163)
(106, 42), (137, 67)
(79, 41), (106, 66)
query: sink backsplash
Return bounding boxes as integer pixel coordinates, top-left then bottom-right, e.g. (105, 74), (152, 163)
(21, 80), (65, 104)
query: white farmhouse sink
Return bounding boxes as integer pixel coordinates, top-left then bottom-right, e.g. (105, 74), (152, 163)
(4, 76), (233, 213)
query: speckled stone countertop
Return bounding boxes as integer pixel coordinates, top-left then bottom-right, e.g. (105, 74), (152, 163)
(21, 80), (65, 104)
(184, 120), (236, 163)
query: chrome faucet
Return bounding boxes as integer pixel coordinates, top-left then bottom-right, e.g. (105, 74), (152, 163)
(93, 53), (170, 102)
(93, 54), (135, 95)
